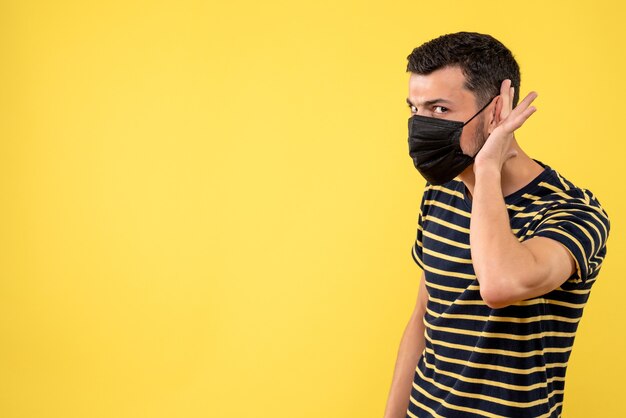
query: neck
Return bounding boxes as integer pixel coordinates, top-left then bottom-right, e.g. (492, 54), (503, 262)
(459, 139), (544, 201)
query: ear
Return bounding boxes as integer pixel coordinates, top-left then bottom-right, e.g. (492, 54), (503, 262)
(487, 96), (503, 134)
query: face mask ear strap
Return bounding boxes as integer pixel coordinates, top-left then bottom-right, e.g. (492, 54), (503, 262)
(462, 95), (498, 126)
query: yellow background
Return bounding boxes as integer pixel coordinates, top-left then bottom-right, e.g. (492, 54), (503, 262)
(1, 1), (624, 417)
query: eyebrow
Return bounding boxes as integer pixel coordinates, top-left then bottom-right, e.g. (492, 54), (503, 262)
(406, 97), (454, 107)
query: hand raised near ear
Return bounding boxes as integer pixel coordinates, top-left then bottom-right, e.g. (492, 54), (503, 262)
(474, 79), (538, 172)
(498, 79), (538, 133)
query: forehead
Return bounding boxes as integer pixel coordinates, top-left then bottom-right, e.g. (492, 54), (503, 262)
(408, 65), (474, 106)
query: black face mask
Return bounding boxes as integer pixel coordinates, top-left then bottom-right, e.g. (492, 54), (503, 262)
(407, 96), (496, 185)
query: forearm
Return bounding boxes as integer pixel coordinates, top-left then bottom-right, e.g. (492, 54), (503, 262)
(383, 313), (426, 418)
(470, 165), (537, 308)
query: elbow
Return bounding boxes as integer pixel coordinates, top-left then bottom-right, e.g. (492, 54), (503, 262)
(480, 289), (510, 309)
(477, 275), (512, 309)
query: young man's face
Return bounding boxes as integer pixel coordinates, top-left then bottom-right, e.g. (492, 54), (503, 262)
(407, 65), (491, 159)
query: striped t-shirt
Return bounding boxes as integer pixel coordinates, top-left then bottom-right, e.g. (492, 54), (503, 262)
(407, 159), (610, 418)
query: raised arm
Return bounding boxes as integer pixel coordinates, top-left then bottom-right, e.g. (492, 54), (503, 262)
(470, 80), (575, 309)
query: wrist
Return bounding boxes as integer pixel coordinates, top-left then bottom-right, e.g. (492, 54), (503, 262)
(473, 161), (502, 180)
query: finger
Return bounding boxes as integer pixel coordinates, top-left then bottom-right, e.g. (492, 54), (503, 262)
(500, 79), (512, 119)
(507, 104), (537, 131)
(520, 91), (538, 107)
(510, 91), (538, 117)
(510, 86), (514, 112)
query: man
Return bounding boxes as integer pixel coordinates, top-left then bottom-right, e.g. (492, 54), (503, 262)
(383, 32), (610, 418)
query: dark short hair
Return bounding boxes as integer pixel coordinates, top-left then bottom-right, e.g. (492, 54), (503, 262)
(406, 31), (521, 109)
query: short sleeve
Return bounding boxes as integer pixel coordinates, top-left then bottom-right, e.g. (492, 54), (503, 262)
(531, 191), (610, 289)
(411, 182), (429, 270)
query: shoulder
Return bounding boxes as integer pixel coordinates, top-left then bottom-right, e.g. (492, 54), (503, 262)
(421, 179), (466, 204)
(416, 179), (472, 229)
(526, 166), (609, 221)
(527, 167), (611, 285)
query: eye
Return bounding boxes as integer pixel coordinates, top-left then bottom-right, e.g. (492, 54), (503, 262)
(408, 104), (418, 114)
(434, 105), (448, 114)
